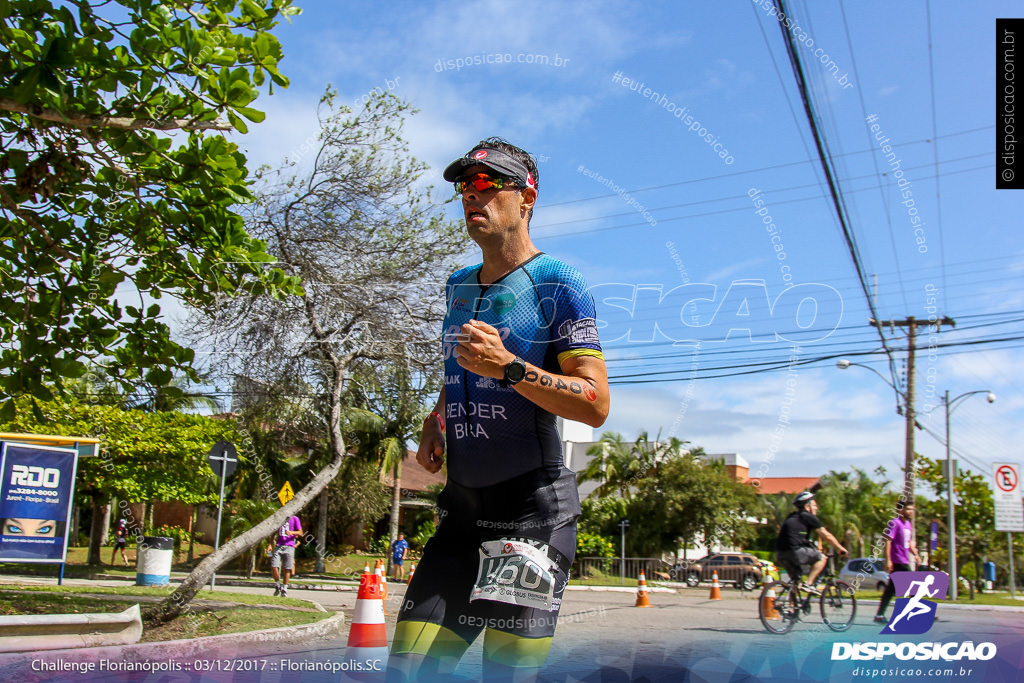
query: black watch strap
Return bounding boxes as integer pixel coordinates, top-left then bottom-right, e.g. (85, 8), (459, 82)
(500, 357), (527, 387)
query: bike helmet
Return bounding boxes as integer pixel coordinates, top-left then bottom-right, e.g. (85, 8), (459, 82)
(793, 491), (815, 508)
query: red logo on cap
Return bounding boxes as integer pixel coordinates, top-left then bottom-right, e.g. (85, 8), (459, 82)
(473, 150), (488, 160)
(527, 172), (535, 187)
(503, 543), (514, 554)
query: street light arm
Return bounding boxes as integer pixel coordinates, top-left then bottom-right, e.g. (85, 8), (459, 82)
(835, 359), (906, 412)
(947, 390), (995, 416)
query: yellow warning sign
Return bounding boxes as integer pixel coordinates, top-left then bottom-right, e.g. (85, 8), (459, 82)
(278, 481), (295, 506)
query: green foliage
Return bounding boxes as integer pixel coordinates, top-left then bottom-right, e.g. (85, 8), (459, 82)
(325, 459), (391, 548)
(627, 449), (761, 557)
(915, 455), (1006, 590)
(153, 525), (192, 550)
(576, 531), (615, 559)
(0, 393), (241, 504)
(368, 535), (390, 556)
(411, 520), (436, 550)
(813, 468), (892, 557)
(0, 0), (304, 416)
(578, 433), (761, 557)
(579, 496), (628, 537)
(578, 431), (688, 500)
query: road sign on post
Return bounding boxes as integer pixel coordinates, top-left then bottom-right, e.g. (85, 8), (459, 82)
(993, 462), (1024, 533)
(278, 481), (295, 506)
(206, 441), (238, 590)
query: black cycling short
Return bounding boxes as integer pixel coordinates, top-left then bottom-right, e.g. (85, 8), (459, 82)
(394, 467), (579, 655)
(776, 546), (822, 580)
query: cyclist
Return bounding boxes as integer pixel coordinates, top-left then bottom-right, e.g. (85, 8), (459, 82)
(775, 491), (847, 593)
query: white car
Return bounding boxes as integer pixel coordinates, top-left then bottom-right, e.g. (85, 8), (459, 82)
(838, 558), (891, 591)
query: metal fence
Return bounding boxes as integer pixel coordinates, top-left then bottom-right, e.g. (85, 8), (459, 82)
(573, 556), (674, 585)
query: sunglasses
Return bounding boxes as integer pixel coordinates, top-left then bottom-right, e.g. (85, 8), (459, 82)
(454, 172), (522, 194)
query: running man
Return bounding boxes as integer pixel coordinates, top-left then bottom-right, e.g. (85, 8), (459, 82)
(388, 138), (610, 682)
(775, 491), (848, 592)
(110, 518), (129, 566)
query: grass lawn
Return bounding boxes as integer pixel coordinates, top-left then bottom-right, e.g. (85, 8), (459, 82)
(0, 583), (312, 608)
(0, 587), (332, 643)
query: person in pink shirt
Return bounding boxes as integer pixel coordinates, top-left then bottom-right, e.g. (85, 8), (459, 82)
(874, 502), (920, 623)
(269, 514), (302, 597)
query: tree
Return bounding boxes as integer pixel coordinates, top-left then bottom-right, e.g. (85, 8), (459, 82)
(916, 456), (1000, 599)
(0, 0), (303, 418)
(578, 435), (760, 558)
(578, 431), (682, 500)
(815, 468), (891, 558)
(0, 393), (240, 563)
(345, 354), (440, 573)
(148, 90), (463, 624)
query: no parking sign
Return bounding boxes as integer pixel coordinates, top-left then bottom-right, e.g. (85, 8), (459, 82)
(993, 462), (1024, 533)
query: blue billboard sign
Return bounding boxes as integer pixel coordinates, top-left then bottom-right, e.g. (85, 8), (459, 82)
(0, 441), (79, 563)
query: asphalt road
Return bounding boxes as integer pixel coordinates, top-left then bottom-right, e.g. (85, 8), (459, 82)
(204, 580), (1024, 682)
(10, 578), (1024, 681)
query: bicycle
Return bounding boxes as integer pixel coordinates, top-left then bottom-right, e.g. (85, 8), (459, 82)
(758, 553), (856, 634)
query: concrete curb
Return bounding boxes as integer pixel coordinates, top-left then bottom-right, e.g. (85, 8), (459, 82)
(0, 610), (347, 673)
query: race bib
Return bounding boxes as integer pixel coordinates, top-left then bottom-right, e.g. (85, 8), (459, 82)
(470, 538), (558, 611)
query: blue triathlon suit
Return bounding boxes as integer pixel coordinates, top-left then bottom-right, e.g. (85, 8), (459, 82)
(394, 253), (604, 654)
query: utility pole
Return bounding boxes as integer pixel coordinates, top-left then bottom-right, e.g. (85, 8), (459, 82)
(870, 316), (955, 503)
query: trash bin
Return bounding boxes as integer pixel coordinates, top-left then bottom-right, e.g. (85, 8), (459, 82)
(136, 536), (174, 586)
(983, 561), (997, 590)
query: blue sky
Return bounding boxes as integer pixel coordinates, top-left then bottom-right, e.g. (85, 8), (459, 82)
(206, 0), (1023, 486)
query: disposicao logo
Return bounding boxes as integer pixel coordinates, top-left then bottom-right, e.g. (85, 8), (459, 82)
(883, 571), (948, 635)
(830, 570), (997, 663)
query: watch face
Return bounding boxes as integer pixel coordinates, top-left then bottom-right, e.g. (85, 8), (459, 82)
(506, 358), (527, 383)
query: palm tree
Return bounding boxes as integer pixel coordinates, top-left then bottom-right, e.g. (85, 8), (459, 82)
(579, 431), (684, 499)
(226, 499), (279, 578)
(126, 373), (223, 414)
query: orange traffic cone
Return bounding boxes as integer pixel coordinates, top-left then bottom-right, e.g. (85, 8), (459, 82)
(635, 570), (652, 607)
(363, 561), (370, 575)
(347, 572), (389, 663)
(762, 584), (779, 620)
(708, 571), (722, 600)
(375, 562), (388, 614)
(407, 563), (416, 585)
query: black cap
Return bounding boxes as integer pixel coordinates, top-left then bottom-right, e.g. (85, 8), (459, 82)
(442, 147), (536, 188)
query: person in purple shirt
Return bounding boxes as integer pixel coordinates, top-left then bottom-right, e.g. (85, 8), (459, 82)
(874, 502), (920, 623)
(269, 514), (302, 597)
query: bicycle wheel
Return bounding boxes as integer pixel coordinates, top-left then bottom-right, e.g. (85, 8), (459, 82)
(820, 580), (857, 631)
(759, 580), (799, 634)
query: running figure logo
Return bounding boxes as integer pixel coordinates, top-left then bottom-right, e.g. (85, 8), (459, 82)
(882, 571), (949, 635)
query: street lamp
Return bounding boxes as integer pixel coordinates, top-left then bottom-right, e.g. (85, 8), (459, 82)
(941, 389), (995, 601)
(836, 359), (915, 500)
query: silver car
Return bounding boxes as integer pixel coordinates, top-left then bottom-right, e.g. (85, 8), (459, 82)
(838, 557), (891, 591)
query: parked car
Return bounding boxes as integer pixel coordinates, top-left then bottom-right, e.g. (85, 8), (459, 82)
(838, 557), (891, 591)
(673, 553), (764, 590)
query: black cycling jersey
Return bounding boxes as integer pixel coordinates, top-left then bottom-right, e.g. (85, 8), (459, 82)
(776, 509), (823, 551)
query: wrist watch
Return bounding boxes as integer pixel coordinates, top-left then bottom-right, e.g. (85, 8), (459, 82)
(500, 356), (527, 387)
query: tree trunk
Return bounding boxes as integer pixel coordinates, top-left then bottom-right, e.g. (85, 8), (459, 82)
(314, 488), (328, 573)
(69, 504), (80, 547)
(187, 506), (197, 566)
(87, 495), (108, 565)
(143, 448), (349, 624)
(100, 496), (112, 543)
(386, 462), (401, 576)
(146, 500), (155, 533)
